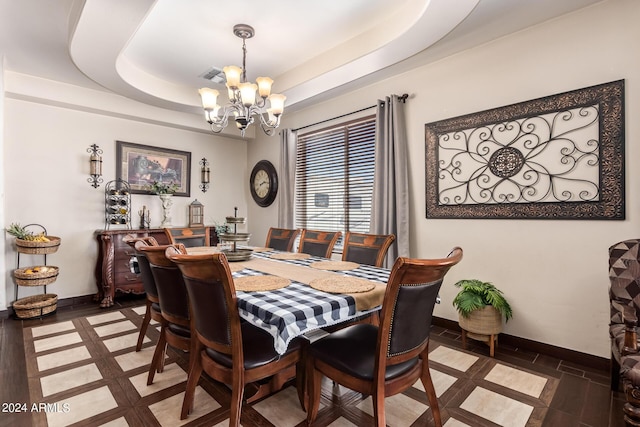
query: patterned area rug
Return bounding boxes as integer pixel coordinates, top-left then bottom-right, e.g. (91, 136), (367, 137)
(22, 306), (558, 426)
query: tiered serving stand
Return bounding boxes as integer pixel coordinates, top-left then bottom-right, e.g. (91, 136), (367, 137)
(12, 224), (61, 319)
(217, 208), (253, 261)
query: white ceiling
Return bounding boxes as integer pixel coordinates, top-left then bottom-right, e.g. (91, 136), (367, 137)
(0, 0), (603, 114)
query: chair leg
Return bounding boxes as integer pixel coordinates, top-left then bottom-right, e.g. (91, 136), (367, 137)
(229, 374), (245, 427)
(372, 385), (386, 427)
(180, 348), (203, 420)
(147, 325), (167, 385)
(157, 341), (167, 373)
(421, 360), (443, 427)
(136, 299), (152, 352)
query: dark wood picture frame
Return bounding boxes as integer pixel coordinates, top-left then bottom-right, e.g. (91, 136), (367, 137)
(116, 141), (191, 196)
(425, 80), (625, 220)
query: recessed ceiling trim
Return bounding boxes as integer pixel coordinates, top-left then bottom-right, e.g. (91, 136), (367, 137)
(280, 0), (479, 106)
(68, 0), (477, 114)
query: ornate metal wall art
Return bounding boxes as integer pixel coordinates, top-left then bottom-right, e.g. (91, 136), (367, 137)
(425, 80), (625, 219)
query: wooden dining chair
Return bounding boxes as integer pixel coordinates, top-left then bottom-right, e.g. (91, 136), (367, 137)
(164, 227), (210, 247)
(167, 251), (304, 426)
(265, 227), (300, 252)
(137, 243), (194, 385)
(298, 229), (342, 258)
(306, 247), (464, 427)
(341, 231), (396, 267)
(123, 235), (162, 351)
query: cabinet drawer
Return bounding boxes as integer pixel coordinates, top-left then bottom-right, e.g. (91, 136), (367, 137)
(114, 280), (144, 294)
(115, 249), (136, 262)
(114, 270), (141, 285)
(113, 257), (131, 271)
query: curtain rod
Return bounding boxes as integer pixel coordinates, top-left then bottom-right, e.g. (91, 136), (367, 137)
(292, 93), (408, 132)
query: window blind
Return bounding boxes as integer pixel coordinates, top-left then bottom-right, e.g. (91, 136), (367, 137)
(295, 116), (376, 236)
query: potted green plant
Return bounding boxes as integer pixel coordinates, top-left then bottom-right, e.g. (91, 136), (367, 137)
(452, 279), (512, 356)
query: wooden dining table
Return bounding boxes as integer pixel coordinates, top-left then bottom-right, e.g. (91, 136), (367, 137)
(185, 246), (391, 355)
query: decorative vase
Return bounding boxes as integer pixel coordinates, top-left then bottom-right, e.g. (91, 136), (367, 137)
(159, 194), (173, 227)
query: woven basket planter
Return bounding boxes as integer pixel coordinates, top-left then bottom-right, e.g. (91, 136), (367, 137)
(458, 305), (503, 337)
(14, 266), (59, 286)
(15, 236), (61, 254)
(13, 294), (58, 319)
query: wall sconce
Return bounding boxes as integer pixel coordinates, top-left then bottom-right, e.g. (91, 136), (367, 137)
(200, 158), (210, 193)
(88, 144), (103, 188)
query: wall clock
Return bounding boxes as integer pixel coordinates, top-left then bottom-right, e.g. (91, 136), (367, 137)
(250, 160), (278, 207)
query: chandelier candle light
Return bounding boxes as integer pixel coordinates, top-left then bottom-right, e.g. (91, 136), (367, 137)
(198, 24), (286, 137)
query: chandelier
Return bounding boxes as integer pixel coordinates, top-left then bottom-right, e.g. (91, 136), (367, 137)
(198, 24), (286, 137)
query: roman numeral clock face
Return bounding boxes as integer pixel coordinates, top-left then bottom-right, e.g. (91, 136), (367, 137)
(250, 160), (278, 207)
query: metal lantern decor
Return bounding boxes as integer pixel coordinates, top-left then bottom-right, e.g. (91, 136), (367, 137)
(87, 144), (103, 188)
(188, 199), (204, 227)
(200, 158), (210, 193)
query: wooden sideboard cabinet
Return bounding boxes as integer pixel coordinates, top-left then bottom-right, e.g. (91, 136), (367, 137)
(94, 228), (170, 308)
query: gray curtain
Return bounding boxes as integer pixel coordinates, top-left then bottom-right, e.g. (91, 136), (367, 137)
(278, 129), (297, 228)
(371, 95), (410, 265)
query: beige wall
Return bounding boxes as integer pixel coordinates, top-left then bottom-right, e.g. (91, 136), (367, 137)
(2, 79), (248, 308)
(249, 0), (639, 357)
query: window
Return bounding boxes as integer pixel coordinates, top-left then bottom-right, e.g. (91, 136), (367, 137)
(295, 116), (376, 240)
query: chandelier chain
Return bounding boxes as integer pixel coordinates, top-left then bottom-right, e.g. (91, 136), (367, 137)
(241, 37), (247, 83)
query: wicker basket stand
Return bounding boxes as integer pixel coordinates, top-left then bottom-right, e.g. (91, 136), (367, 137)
(15, 236), (61, 255)
(12, 225), (61, 319)
(13, 294), (58, 319)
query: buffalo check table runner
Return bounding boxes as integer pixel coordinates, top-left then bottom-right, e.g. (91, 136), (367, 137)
(233, 250), (390, 354)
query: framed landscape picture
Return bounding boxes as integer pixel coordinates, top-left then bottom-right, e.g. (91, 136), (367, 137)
(116, 141), (191, 196)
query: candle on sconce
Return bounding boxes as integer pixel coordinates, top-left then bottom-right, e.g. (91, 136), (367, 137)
(201, 166), (210, 184)
(199, 158), (211, 193)
(87, 143), (104, 188)
(90, 153), (102, 176)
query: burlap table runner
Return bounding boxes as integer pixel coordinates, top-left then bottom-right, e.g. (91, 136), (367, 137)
(185, 246), (221, 255)
(270, 252), (311, 260)
(250, 247), (272, 252)
(242, 257), (385, 310)
(310, 261), (360, 271)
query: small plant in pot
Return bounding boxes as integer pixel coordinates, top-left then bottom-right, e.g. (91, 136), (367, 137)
(452, 279), (512, 356)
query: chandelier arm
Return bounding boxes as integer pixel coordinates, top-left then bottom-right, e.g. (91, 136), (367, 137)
(257, 111), (281, 132)
(259, 122), (276, 136)
(254, 97), (266, 109)
(208, 123), (225, 133)
(265, 111), (282, 128)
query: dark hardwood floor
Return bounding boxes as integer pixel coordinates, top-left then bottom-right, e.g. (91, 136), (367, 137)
(0, 295), (627, 427)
